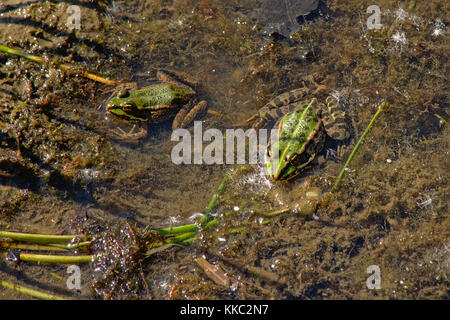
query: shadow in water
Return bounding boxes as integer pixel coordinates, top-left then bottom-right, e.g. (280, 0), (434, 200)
(0, 147), (96, 207)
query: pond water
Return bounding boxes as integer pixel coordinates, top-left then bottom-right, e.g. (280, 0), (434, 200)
(0, 0), (448, 300)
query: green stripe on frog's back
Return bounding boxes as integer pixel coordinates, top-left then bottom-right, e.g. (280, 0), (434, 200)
(277, 99), (318, 161)
(271, 99), (319, 179)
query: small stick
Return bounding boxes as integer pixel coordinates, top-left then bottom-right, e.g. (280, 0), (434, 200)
(0, 45), (117, 85)
(196, 257), (230, 287)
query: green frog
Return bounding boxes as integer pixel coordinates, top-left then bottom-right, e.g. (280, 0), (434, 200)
(243, 87), (350, 181)
(106, 70), (207, 140)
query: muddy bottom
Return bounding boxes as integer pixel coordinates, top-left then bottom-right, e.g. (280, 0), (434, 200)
(0, 0), (448, 300)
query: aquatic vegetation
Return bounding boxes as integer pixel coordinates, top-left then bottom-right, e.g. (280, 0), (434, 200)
(0, 0), (448, 299)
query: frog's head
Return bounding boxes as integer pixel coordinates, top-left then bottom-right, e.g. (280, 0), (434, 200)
(106, 89), (148, 121)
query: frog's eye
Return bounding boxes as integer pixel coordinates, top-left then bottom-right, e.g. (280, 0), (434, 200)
(118, 89), (130, 98)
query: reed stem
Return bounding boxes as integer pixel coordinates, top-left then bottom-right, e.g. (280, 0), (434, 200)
(19, 253), (93, 264)
(332, 100), (385, 191)
(1, 280), (66, 300)
(0, 231), (83, 244)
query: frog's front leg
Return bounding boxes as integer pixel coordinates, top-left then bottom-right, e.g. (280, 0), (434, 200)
(110, 123), (148, 142)
(172, 100), (208, 130)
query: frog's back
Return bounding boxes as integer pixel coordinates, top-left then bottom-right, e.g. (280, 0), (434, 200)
(135, 83), (192, 107)
(276, 99), (320, 146)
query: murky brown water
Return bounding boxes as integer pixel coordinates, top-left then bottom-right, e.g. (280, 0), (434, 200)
(0, 0), (448, 299)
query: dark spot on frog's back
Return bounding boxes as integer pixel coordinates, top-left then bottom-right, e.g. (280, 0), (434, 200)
(295, 132), (305, 141)
(272, 97), (283, 107)
(327, 124), (349, 140)
(287, 93), (297, 104)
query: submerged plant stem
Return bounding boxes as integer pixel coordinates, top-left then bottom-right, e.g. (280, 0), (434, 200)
(19, 253), (93, 264)
(0, 45), (117, 85)
(0, 280), (66, 300)
(0, 231), (83, 244)
(332, 100), (385, 191)
(0, 242), (68, 252)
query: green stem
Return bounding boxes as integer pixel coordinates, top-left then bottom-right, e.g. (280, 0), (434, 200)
(200, 175), (228, 225)
(1, 280), (66, 300)
(434, 113), (447, 125)
(0, 242), (68, 252)
(332, 100), (385, 191)
(0, 231), (83, 244)
(152, 224), (199, 235)
(19, 253), (93, 264)
(151, 175), (228, 236)
(0, 45), (44, 64)
(0, 45), (117, 85)
(47, 241), (91, 250)
(165, 232), (198, 243)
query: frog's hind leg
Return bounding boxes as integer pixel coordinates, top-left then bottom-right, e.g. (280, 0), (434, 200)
(238, 87), (309, 129)
(265, 87), (309, 109)
(172, 100), (208, 130)
(321, 96), (349, 140)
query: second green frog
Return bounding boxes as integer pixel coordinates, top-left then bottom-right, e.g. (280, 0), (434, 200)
(243, 87), (350, 181)
(106, 70), (207, 140)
